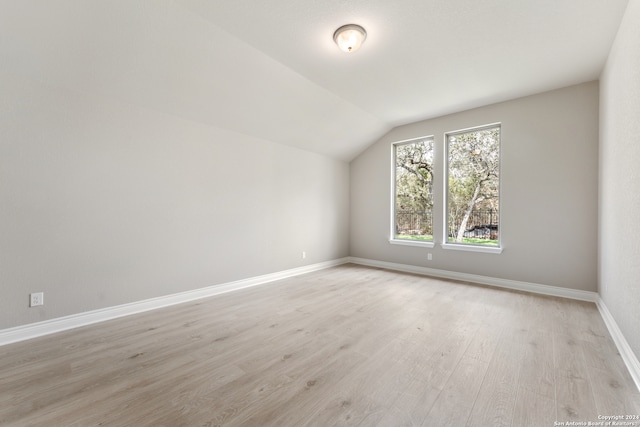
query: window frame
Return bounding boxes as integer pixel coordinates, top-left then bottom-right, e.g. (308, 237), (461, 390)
(389, 135), (436, 248)
(441, 123), (502, 254)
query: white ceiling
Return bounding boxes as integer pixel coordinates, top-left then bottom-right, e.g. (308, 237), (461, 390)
(0, 0), (630, 161)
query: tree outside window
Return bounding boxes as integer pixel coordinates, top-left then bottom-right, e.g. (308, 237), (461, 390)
(446, 124), (500, 246)
(393, 137), (434, 242)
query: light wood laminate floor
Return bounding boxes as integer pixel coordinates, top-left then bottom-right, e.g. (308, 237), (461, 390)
(1, 264), (639, 426)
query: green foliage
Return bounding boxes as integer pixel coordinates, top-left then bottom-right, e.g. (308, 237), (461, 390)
(393, 128), (500, 245)
(395, 139), (434, 213)
(394, 138), (435, 238)
(447, 127), (500, 241)
(395, 234), (434, 241)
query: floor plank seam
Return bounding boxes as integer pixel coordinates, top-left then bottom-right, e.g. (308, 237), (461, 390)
(2, 264), (639, 426)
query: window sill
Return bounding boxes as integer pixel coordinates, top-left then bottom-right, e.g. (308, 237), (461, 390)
(389, 239), (435, 248)
(441, 243), (503, 254)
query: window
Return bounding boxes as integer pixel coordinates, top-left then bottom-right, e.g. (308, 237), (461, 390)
(391, 136), (435, 245)
(445, 124), (500, 248)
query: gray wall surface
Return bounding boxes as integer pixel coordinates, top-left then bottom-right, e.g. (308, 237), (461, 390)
(0, 71), (350, 329)
(350, 82), (599, 291)
(599, 0), (640, 362)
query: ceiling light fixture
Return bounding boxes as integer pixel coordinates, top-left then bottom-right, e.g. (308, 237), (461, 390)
(333, 24), (367, 53)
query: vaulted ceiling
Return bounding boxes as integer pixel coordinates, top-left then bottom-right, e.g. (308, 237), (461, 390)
(0, 0), (630, 161)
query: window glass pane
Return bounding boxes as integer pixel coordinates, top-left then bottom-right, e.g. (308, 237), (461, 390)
(393, 137), (434, 242)
(446, 125), (500, 246)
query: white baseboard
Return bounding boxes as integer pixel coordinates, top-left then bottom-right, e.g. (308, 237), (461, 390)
(0, 258), (350, 347)
(596, 298), (640, 392)
(348, 256), (640, 392)
(3, 256), (638, 393)
(347, 257), (598, 302)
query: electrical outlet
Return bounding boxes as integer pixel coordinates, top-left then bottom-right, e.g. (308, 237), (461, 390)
(427, 253), (433, 261)
(30, 292), (44, 307)
(302, 251), (306, 259)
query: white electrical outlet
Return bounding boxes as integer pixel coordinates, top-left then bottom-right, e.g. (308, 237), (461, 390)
(30, 292), (44, 307)
(302, 251), (306, 259)
(427, 253), (433, 261)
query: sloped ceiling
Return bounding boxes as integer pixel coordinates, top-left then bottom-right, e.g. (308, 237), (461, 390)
(0, 0), (630, 161)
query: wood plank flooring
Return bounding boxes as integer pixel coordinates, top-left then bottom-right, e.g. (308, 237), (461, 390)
(1, 264), (639, 426)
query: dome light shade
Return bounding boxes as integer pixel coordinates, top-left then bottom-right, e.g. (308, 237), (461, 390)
(333, 24), (367, 53)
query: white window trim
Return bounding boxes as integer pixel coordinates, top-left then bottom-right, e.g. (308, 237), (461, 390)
(390, 238), (435, 248)
(443, 123), (502, 251)
(441, 242), (503, 254)
(390, 135), (435, 246)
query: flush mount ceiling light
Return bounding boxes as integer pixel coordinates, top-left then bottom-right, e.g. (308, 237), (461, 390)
(333, 24), (367, 53)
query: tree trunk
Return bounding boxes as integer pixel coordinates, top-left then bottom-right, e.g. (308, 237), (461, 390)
(455, 182), (481, 242)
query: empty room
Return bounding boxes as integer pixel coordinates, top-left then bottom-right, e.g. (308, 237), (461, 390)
(1, 1), (639, 426)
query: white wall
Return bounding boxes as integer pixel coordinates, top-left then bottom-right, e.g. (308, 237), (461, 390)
(350, 82), (599, 291)
(0, 71), (350, 329)
(599, 0), (640, 361)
